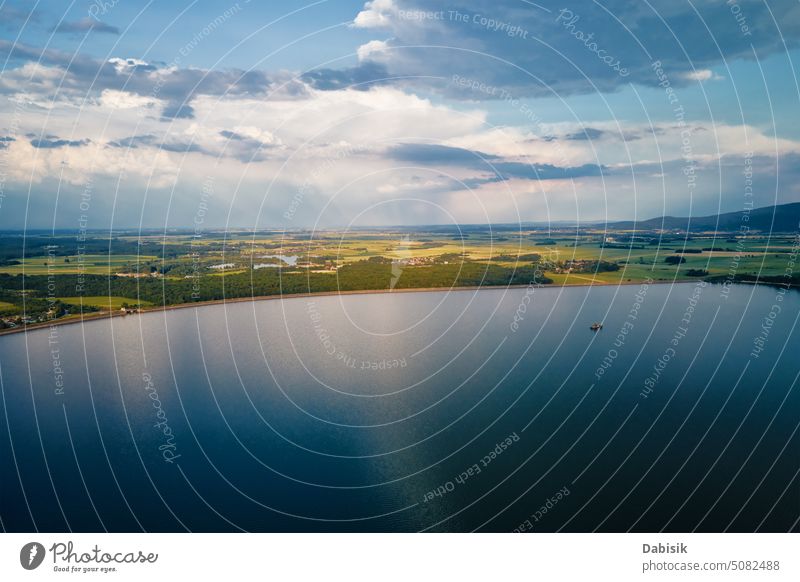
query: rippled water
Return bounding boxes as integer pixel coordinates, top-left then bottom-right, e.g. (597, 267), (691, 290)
(1, 282), (798, 532)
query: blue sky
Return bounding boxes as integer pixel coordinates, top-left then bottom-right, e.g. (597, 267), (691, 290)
(1, 0), (798, 229)
(7, 1), (372, 69)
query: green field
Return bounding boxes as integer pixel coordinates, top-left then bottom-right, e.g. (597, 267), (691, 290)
(0, 254), (158, 275)
(0, 300), (18, 315)
(1, 229), (796, 328)
(58, 296), (154, 309)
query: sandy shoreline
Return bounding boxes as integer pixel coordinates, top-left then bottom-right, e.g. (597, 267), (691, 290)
(0, 278), (713, 337)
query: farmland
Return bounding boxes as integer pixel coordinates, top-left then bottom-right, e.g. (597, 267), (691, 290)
(0, 225), (797, 330)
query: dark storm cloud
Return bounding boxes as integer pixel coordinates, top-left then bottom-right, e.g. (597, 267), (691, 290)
(390, 143), (499, 164)
(158, 141), (209, 154)
(30, 137), (90, 148)
(0, 41), (310, 121)
(302, 61), (390, 91)
(219, 129), (269, 146)
(559, 126), (666, 141)
(219, 130), (245, 141)
(52, 17), (120, 35)
(348, 0), (800, 99)
(388, 143), (605, 181)
(107, 131), (277, 161)
(161, 101), (195, 120)
(1, 0), (797, 113)
(563, 127), (608, 141)
(107, 134), (212, 155)
(107, 134), (157, 149)
(108, 132), (275, 161)
(493, 160), (605, 180)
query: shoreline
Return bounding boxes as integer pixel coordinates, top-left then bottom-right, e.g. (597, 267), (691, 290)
(0, 277), (737, 337)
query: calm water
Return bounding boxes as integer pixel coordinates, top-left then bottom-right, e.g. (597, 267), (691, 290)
(1, 283), (798, 532)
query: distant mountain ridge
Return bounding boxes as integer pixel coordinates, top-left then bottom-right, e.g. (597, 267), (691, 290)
(607, 202), (800, 232)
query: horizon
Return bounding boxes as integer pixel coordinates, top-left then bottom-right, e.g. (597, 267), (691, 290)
(1, 200), (797, 234)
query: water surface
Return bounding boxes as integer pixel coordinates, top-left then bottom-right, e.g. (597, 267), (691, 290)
(1, 282), (798, 532)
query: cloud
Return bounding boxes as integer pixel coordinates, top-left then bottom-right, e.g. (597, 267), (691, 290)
(30, 137), (90, 148)
(158, 141), (209, 154)
(562, 127), (608, 141)
(161, 101), (196, 120)
(357, 39), (390, 62)
(389, 143), (498, 164)
(0, 2), (796, 231)
(51, 17), (119, 35)
(107, 135), (158, 149)
(0, 41), (310, 121)
(107, 57), (157, 73)
(98, 89), (157, 110)
(556, 126), (666, 142)
(352, 0), (397, 29)
(347, 0), (800, 99)
(682, 69), (723, 82)
(218, 129), (280, 161)
(387, 143), (606, 181)
(302, 61), (390, 91)
(492, 161), (605, 181)
(685, 69), (712, 81)
(107, 134), (211, 155)
(219, 130), (249, 141)
(104, 128), (278, 161)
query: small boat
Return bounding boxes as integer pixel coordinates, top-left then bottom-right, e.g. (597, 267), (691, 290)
(590, 322), (603, 331)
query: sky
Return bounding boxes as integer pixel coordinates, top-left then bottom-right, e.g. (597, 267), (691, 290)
(0, 0), (799, 230)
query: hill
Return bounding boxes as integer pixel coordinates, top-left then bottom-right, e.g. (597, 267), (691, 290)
(607, 202), (800, 232)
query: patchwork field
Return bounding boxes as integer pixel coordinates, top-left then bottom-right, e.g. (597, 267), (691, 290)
(0, 228), (796, 329)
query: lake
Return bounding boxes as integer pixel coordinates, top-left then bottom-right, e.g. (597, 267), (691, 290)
(1, 282), (797, 532)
